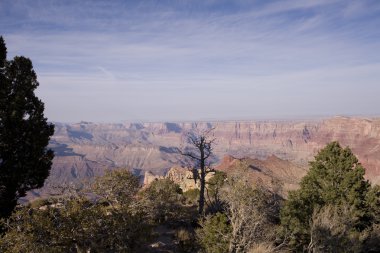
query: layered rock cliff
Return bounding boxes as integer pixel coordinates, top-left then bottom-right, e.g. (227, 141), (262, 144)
(44, 116), (380, 194)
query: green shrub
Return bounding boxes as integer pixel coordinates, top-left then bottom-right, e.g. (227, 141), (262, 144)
(0, 170), (151, 252)
(140, 178), (184, 224)
(280, 142), (380, 251)
(206, 171), (227, 214)
(183, 188), (200, 205)
(196, 213), (231, 253)
(91, 169), (140, 207)
(0, 197), (151, 252)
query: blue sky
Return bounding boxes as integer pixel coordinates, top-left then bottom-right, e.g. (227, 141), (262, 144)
(1, 0), (380, 122)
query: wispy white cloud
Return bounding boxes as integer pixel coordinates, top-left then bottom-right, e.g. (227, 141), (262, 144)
(2, 0), (380, 122)
(252, 0), (340, 17)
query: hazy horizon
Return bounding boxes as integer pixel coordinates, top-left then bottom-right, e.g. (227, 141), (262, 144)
(2, 0), (380, 122)
(52, 114), (380, 125)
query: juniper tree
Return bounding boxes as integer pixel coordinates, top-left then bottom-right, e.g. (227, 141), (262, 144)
(280, 142), (379, 251)
(0, 36), (54, 219)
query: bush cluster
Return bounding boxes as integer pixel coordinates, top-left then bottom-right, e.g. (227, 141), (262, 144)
(1, 142), (379, 253)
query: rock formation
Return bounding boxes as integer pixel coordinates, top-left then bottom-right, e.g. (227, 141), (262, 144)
(143, 171), (164, 186)
(165, 167), (215, 192)
(41, 116), (380, 197)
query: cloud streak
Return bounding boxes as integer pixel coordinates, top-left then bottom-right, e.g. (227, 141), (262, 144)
(1, 0), (380, 122)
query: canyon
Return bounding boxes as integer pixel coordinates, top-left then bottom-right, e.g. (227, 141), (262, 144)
(31, 116), (380, 198)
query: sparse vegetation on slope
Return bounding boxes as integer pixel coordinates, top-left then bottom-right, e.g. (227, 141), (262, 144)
(0, 142), (379, 253)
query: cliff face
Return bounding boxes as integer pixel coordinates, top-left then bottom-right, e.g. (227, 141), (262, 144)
(46, 117), (380, 192)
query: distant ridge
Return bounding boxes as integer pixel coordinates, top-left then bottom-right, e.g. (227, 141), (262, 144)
(29, 116), (380, 200)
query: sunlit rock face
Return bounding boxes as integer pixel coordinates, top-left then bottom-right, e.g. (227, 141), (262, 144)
(165, 167), (215, 192)
(143, 171), (164, 186)
(45, 117), (380, 194)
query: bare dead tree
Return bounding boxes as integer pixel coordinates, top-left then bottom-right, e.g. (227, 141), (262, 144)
(179, 126), (216, 215)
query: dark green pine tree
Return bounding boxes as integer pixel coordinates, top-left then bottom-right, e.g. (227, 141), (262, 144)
(280, 141), (376, 251)
(0, 36), (54, 219)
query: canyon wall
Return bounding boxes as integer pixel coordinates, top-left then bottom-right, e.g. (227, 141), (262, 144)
(42, 116), (380, 195)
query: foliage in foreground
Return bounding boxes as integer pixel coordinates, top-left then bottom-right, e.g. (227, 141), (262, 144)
(0, 197), (149, 252)
(197, 164), (283, 253)
(140, 178), (184, 224)
(0, 170), (151, 252)
(183, 188), (200, 205)
(280, 141), (380, 252)
(197, 212), (232, 253)
(1, 142), (380, 253)
(0, 36), (54, 219)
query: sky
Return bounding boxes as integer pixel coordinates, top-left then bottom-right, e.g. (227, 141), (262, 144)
(1, 0), (380, 122)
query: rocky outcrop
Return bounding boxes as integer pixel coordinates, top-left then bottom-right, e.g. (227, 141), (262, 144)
(140, 155), (306, 196)
(165, 167), (215, 192)
(143, 171), (164, 186)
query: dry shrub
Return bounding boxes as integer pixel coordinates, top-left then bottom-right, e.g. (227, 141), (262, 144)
(308, 204), (362, 253)
(176, 228), (198, 252)
(248, 242), (277, 253)
(221, 165), (281, 253)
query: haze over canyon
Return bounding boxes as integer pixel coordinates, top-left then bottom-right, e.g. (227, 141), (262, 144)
(30, 116), (380, 199)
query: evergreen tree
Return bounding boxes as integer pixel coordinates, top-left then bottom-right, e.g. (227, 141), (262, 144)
(280, 142), (376, 251)
(0, 37), (6, 68)
(0, 36), (54, 219)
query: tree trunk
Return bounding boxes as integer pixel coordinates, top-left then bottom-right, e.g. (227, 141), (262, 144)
(0, 186), (17, 219)
(0, 185), (18, 234)
(199, 170), (205, 214)
(198, 147), (205, 215)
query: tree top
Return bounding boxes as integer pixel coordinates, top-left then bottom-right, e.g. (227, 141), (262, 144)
(0, 36), (7, 68)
